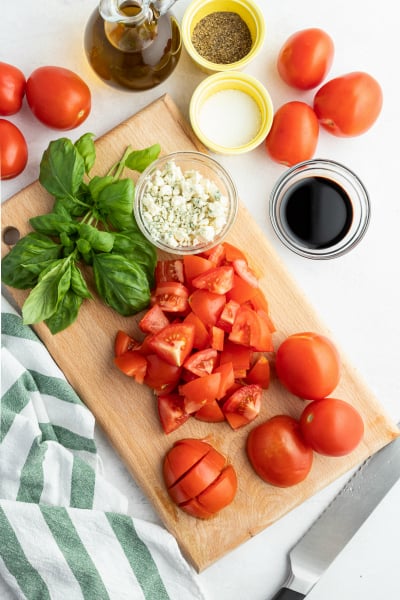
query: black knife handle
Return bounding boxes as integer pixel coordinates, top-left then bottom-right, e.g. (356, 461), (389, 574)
(270, 588), (305, 600)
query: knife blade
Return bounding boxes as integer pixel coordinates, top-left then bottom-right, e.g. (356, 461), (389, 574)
(270, 431), (400, 600)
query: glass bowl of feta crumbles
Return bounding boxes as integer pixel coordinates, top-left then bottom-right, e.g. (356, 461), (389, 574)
(133, 151), (239, 254)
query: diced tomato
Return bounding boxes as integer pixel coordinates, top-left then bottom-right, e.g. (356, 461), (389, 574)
(232, 259), (259, 288)
(246, 355), (270, 388)
(222, 384), (262, 429)
(157, 393), (189, 434)
(148, 323), (195, 367)
(229, 305), (273, 352)
(227, 274), (258, 304)
(192, 266), (234, 295)
(179, 372), (222, 413)
(189, 289), (226, 327)
(144, 354), (182, 390)
(255, 310), (274, 352)
(217, 299), (240, 332)
(183, 348), (218, 377)
(200, 243), (225, 265)
(139, 304), (170, 334)
(153, 282), (189, 313)
(183, 255), (213, 285)
(210, 326), (224, 351)
(220, 340), (253, 371)
(213, 362), (235, 400)
(114, 330), (141, 357)
(223, 242), (246, 262)
(155, 259), (184, 283)
(183, 311), (210, 350)
(114, 351), (147, 384)
(195, 399), (225, 422)
(248, 288), (269, 313)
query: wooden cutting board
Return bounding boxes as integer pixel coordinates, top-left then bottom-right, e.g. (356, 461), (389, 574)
(2, 94), (398, 572)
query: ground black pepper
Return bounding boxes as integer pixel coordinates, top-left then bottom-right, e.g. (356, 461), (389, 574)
(191, 11), (253, 64)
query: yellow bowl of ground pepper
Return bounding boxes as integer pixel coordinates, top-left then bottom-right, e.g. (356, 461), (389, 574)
(181, 0), (266, 73)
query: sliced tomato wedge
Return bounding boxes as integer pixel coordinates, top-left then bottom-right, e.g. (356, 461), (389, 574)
(155, 259), (184, 283)
(214, 361), (235, 400)
(114, 330), (141, 357)
(144, 354), (182, 390)
(229, 305), (260, 347)
(114, 351), (147, 384)
(200, 243), (225, 265)
(153, 281), (189, 313)
(217, 299), (240, 332)
(220, 340), (253, 371)
(148, 323), (195, 366)
(183, 311), (210, 350)
(179, 497), (214, 519)
(222, 384), (262, 429)
(167, 447), (226, 504)
(210, 326), (224, 351)
(183, 348), (218, 377)
(139, 304), (170, 334)
(227, 274), (258, 304)
(157, 393), (189, 434)
(194, 399), (225, 422)
(192, 266), (234, 295)
(189, 289), (226, 327)
(246, 355), (270, 388)
(163, 439), (211, 487)
(179, 372), (221, 413)
(255, 310), (274, 352)
(232, 259), (259, 288)
(197, 465), (237, 512)
(223, 242), (246, 262)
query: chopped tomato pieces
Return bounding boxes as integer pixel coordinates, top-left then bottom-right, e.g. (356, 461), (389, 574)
(222, 384), (262, 430)
(192, 266), (234, 294)
(114, 351), (147, 384)
(157, 393), (189, 434)
(149, 323), (195, 366)
(183, 348), (218, 377)
(139, 303), (170, 334)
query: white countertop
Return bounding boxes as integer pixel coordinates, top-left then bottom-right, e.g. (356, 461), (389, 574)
(2, 1), (400, 598)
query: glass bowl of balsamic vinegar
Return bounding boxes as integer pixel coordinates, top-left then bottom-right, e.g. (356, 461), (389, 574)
(269, 159), (371, 259)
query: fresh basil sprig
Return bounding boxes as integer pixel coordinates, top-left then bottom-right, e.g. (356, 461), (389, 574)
(1, 133), (161, 334)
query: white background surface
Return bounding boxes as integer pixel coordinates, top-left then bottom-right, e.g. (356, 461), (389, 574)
(2, 1), (400, 598)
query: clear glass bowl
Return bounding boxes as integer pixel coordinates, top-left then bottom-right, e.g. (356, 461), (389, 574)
(269, 159), (371, 259)
(134, 151), (238, 255)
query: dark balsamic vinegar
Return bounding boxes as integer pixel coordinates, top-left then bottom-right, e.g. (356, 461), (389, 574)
(281, 176), (353, 249)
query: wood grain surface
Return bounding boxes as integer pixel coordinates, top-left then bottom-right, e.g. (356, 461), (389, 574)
(2, 94), (398, 571)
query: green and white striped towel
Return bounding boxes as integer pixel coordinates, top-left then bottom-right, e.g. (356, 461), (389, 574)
(0, 295), (206, 600)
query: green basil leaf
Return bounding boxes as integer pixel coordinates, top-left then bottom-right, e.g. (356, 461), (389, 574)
(53, 196), (87, 218)
(29, 213), (78, 236)
(22, 259), (72, 325)
(1, 233), (63, 289)
(92, 253), (150, 316)
(78, 223), (115, 253)
(88, 175), (114, 200)
(70, 263), (92, 298)
(21, 259), (61, 276)
(112, 230), (157, 282)
(96, 178), (136, 230)
(75, 133), (96, 174)
(39, 138), (85, 199)
(124, 144), (161, 173)
(45, 290), (83, 334)
(77, 238), (92, 255)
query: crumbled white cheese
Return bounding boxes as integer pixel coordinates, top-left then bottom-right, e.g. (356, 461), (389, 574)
(140, 159), (230, 248)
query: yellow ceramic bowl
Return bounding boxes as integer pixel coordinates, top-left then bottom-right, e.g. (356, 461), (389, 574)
(190, 71), (274, 155)
(181, 0), (266, 73)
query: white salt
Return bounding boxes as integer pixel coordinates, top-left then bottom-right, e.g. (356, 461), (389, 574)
(198, 89), (262, 148)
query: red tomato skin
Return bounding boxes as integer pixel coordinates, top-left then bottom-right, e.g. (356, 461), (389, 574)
(0, 119), (28, 179)
(300, 398), (364, 456)
(26, 66), (91, 130)
(313, 72), (383, 136)
(277, 28), (334, 90)
(275, 332), (340, 400)
(246, 415), (313, 487)
(0, 62), (26, 115)
(265, 101), (319, 166)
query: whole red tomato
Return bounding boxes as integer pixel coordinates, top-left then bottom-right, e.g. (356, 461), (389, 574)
(277, 28), (334, 90)
(300, 398), (364, 456)
(313, 71), (383, 136)
(275, 332), (340, 400)
(265, 101), (319, 166)
(26, 66), (91, 130)
(246, 415), (313, 487)
(0, 62), (26, 115)
(163, 438), (237, 518)
(0, 119), (28, 179)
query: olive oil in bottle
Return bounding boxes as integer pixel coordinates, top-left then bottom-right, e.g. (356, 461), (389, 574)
(84, 1), (181, 91)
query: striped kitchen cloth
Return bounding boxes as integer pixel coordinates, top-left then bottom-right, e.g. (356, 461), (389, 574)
(0, 295), (206, 600)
